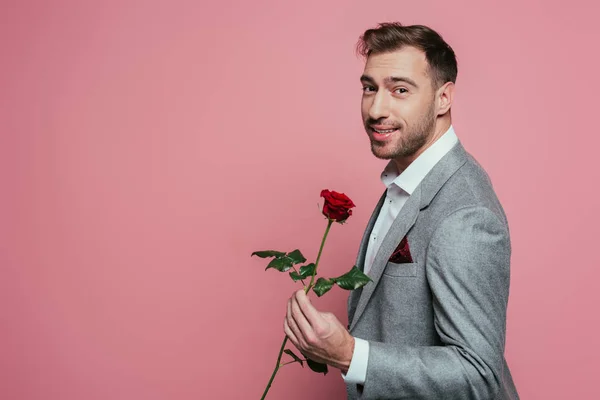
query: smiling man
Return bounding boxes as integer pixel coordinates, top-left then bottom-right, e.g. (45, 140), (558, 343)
(284, 22), (519, 399)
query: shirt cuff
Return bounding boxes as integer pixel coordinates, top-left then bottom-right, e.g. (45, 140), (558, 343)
(341, 337), (369, 385)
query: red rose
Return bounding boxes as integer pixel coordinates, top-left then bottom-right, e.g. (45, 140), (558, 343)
(320, 189), (356, 223)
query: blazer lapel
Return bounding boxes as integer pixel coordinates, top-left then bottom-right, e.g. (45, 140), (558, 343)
(347, 190), (386, 324)
(348, 141), (470, 331)
(349, 186), (422, 331)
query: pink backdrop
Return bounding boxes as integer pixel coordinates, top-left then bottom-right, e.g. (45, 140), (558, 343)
(2, 1), (599, 399)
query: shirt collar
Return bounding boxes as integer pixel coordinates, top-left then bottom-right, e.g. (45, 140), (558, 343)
(380, 125), (459, 194)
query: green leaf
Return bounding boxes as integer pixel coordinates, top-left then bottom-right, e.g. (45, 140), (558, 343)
(333, 266), (373, 290)
(298, 263), (316, 277)
(289, 270), (303, 281)
(289, 263), (316, 282)
(251, 250), (286, 258)
(306, 358), (328, 375)
(312, 277), (334, 297)
(286, 249), (307, 265)
(266, 257), (294, 272)
(283, 349), (304, 367)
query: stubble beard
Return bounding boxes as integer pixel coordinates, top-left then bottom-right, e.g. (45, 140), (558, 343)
(369, 103), (437, 160)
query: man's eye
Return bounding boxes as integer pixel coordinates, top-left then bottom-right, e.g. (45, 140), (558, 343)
(362, 86), (376, 93)
(394, 88), (408, 94)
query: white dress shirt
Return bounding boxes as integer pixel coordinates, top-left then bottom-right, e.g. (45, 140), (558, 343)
(343, 125), (459, 385)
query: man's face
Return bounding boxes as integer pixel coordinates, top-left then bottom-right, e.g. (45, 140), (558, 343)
(361, 47), (438, 160)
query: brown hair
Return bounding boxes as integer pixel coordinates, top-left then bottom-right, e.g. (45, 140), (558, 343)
(356, 22), (458, 88)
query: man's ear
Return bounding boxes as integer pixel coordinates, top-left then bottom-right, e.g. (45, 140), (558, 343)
(436, 81), (455, 116)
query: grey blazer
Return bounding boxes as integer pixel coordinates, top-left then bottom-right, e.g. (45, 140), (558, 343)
(346, 141), (519, 399)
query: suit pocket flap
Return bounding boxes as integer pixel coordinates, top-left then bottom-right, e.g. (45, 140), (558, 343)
(383, 262), (418, 277)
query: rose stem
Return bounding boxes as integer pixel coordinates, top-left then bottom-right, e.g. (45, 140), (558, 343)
(260, 218), (334, 399)
(260, 335), (288, 400)
(307, 218), (334, 292)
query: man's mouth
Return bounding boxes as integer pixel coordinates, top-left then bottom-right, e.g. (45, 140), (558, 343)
(372, 127), (396, 134)
(370, 125), (399, 140)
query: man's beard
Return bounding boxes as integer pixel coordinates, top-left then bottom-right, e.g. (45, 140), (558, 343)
(369, 103), (436, 160)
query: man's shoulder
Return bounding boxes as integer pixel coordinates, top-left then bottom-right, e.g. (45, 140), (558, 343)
(429, 151), (508, 227)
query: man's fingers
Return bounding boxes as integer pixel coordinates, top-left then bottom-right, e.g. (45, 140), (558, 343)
(286, 298), (304, 347)
(295, 289), (324, 327)
(284, 317), (299, 347)
(290, 293), (314, 344)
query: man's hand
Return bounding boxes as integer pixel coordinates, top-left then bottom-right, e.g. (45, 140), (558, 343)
(283, 289), (355, 374)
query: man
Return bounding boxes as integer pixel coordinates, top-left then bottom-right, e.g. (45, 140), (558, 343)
(284, 22), (519, 399)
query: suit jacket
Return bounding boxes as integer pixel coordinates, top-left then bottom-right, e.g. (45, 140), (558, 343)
(346, 141), (519, 399)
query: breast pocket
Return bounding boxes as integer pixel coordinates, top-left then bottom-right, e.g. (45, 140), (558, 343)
(383, 261), (418, 277)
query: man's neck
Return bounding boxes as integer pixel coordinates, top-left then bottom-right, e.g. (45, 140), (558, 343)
(393, 119), (452, 173)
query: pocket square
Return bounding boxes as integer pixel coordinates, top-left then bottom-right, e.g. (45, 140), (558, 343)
(389, 236), (413, 263)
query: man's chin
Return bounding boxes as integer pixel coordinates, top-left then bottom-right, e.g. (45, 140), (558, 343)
(370, 142), (417, 160)
(370, 144), (396, 160)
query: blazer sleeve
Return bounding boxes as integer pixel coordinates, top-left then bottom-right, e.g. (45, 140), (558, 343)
(358, 206), (511, 399)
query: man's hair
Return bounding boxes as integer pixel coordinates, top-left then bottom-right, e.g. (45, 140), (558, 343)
(356, 22), (458, 89)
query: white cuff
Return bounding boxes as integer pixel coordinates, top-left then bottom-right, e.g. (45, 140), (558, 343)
(341, 337), (369, 385)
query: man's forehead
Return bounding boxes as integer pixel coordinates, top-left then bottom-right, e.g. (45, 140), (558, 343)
(363, 47), (429, 80)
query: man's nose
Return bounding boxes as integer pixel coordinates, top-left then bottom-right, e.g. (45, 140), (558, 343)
(368, 92), (390, 121)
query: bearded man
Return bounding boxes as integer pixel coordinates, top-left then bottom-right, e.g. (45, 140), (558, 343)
(284, 22), (519, 400)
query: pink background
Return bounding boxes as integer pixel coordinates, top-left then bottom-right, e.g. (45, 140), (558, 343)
(1, 1), (599, 399)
